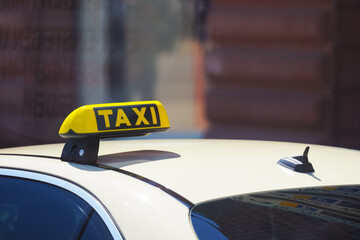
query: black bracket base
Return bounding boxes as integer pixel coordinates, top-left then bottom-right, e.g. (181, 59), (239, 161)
(61, 137), (99, 165)
(278, 146), (315, 173)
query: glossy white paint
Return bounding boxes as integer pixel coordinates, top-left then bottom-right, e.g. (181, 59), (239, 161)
(1, 140), (360, 203)
(100, 139), (360, 203)
(0, 155), (197, 239)
(1, 139), (360, 238)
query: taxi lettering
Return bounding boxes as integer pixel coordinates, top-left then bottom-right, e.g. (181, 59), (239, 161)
(94, 105), (160, 130)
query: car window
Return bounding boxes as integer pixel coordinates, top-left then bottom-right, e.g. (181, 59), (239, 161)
(81, 211), (114, 240)
(0, 176), (113, 240)
(191, 185), (360, 240)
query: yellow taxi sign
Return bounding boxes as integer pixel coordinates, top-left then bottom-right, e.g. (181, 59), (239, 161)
(59, 101), (170, 139)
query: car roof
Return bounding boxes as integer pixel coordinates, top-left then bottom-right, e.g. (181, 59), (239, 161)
(1, 139), (360, 204)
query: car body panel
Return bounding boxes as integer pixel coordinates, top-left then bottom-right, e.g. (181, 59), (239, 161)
(101, 140), (360, 204)
(0, 154), (197, 240)
(1, 139), (360, 239)
(1, 139), (360, 205)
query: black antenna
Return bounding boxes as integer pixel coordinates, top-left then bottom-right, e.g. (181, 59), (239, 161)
(302, 146), (310, 163)
(293, 146), (314, 173)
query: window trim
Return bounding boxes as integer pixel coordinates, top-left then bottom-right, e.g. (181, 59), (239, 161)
(0, 168), (123, 240)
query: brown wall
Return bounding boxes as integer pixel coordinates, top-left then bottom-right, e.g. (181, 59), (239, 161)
(204, 0), (360, 149)
(335, 0), (360, 149)
(0, 1), (78, 148)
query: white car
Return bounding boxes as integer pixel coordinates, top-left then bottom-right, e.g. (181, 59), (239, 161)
(0, 101), (359, 240)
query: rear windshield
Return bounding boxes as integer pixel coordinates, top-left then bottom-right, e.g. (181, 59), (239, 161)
(191, 185), (360, 240)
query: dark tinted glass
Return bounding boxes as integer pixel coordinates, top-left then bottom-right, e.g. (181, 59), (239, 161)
(191, 186), (360, 240)
(0, 176), (111, 240)
(81, 211), (114, 240)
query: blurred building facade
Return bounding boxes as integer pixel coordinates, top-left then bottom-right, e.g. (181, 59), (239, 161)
(202, 0), (360, 149)
(0, 0), (359, 150)
(0, 0), (195, 148)
(0, 1), (79, 147)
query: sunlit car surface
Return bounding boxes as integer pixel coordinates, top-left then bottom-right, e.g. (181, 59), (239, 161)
(1, 102), (360, 239)
(1, 139), (360, 239)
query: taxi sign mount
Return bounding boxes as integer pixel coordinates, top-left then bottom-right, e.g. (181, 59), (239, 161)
(59, 101), (170, 165)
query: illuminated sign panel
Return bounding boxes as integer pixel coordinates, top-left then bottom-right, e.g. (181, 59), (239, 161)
(94, 104), (160, 130)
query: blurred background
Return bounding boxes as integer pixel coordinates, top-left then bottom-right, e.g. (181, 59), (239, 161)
(0, 0), (359, 150)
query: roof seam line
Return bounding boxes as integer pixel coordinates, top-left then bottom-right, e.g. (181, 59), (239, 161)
(0, 153), (61, 160)
(96, 163), (195, 209)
